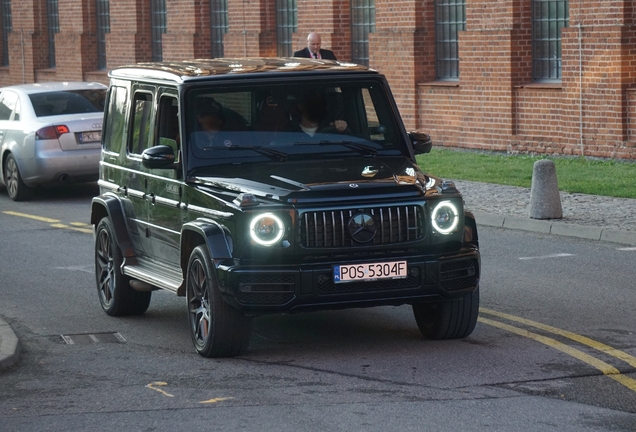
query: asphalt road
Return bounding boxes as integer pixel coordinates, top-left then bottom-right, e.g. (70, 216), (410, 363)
(0, 183), (635, 431)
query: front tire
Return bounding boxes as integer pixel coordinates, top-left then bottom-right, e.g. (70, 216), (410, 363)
(186, 245), (252, 358)
(413, 287), (479, 339)
(4, 154), (34, 201)
(95, 217), (151, 316)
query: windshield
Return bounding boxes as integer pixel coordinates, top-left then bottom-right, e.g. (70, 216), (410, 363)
(186, 79), (406, 169)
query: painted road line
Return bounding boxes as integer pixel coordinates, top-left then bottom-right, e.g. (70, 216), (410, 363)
(481, 308), (636, 369)
(4, 211), (92, 233)
(617, 247), (636, 251)
(146, 381), (174, 397)
(70, 222), (91, 227)
(518, 253), (574, 260)
(50, 223), (93, 234)
(200, 397), (234, 404)
(3, 211), (59, 223)
(479, 317), (636, 393)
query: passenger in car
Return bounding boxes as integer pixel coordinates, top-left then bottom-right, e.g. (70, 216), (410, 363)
(287, 90), (349, 137)
(191, 97), (226, 149)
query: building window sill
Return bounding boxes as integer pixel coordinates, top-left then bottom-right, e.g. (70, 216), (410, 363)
(516, 82), (562, 90)
(419, 80), (460, 87)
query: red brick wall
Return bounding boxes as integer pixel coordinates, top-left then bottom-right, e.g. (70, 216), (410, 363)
(2, 0), (636, 159)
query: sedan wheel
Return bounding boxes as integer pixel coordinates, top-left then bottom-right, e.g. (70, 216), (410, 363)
(95, 217), (151, 316)
(4, 154), (34, 201)
(186, 245), (252, 358)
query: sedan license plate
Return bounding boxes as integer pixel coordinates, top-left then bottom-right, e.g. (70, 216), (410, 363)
(334, 261), (407, 283)
(78, 131), (101, 144)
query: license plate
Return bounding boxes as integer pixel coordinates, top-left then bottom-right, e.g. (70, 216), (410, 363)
(334, 260), (408, 283)
(78, 131), (101, 144)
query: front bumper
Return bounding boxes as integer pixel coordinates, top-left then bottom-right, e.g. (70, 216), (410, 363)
(216, 247), (480, 314)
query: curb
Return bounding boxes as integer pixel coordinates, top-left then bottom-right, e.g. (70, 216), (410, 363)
(0, 317), (20, 371)
(472, 211), (636, 245)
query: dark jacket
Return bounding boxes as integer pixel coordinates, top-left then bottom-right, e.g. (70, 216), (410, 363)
(293, 47), (337, 60)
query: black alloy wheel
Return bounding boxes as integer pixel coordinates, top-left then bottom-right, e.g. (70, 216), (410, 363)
(95, 217), (151, 316)
(186, 245), (252, 358)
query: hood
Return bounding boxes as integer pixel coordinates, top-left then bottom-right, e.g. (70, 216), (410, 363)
(188, 156), (442, 204)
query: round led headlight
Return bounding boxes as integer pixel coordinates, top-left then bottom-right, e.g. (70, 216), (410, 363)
(249, 213), (285, 246)
(431, 201), (459, 235)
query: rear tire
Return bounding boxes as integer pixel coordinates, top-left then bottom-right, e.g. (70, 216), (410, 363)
(413, 286), (479, 339)
(4, 154), (34, 201)
(95, 217), (151, 316)
(186, 245), (252, 358)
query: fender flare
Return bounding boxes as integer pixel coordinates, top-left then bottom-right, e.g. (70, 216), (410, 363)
(181, 219), (233, 266)
(90, 194), (136, 258)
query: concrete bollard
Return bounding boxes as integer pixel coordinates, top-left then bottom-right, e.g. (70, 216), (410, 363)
(529, 159), (562, 219)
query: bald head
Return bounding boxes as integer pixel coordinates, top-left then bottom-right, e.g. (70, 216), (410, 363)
(307, 32), (322, 56)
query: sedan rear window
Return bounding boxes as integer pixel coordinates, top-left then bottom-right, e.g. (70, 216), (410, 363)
(29, 89), (106, 117)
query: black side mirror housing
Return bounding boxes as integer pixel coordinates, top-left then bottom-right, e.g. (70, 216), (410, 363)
(409, 131), (432, 154)
(141, 145), (177, 169)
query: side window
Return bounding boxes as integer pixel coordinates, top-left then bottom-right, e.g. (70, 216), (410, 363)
(0, 90), (17, 120)
(103, 86), (128, 153)
(156, 94), (180, 161)
(130, 92), (153, 155)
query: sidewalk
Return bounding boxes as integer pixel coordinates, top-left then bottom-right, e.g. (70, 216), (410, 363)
(455, 180), (636, 245)
(2, 180), (636, 371)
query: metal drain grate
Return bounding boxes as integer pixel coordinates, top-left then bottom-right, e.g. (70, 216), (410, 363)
(61, 332), (126, 345)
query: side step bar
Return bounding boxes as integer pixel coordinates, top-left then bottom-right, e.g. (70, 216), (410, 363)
(123, 261), (183, 295)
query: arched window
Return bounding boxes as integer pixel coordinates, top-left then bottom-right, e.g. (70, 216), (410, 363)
(435, 0), (465, 80)
(351, 0), (375, 66)
(276, 0), (297, 57)
(96, 0), (110, 70)
(150, 0), (167, 62)
(532, 0), (569, 81)
(210, 0), (228, 58)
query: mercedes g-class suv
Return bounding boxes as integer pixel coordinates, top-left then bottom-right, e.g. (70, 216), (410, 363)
(91, 58), (480, 358)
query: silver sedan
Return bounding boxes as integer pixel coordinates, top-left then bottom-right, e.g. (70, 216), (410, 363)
(0, 81), (107, 201)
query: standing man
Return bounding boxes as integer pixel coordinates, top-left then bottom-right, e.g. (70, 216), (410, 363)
(293, 32), (337, 60)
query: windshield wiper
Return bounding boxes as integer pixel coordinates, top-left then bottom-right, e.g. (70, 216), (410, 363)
(294, 140), (378, 157)
(227, 145), (288, 161)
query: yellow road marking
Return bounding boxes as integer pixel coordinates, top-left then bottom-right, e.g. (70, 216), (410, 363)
(479, 317), (636, 393)
(3, 211), (93, 233)
(146, 381), (175, 397)
(199, 397), (234, 404)
(70, 222), (91, 227)
(50, 223), (93, 234)
(3, 211), (59, 223)
(481, 308), (636, 369)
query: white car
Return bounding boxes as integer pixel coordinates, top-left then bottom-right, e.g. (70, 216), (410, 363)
(0, 81), (107, 201)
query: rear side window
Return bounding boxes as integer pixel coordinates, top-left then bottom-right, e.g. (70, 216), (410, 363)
(29, 89), (106, 117)
(103, 86), (128, 153)
(0, 91), (19, 120)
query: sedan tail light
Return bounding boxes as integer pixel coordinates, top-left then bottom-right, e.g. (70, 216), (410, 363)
(36, 125), (70, 140)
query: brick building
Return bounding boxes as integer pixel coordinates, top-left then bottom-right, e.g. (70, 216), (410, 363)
(1, 0), (635, 159)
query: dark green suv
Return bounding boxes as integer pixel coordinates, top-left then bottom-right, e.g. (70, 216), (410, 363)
(91, 58), (480, 358)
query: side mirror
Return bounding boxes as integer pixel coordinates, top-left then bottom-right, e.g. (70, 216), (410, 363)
(141, 145), (177, 169)
(409, 131), (432, 154)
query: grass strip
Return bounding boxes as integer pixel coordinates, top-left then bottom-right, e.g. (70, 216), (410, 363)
(415, 148), (636, 199)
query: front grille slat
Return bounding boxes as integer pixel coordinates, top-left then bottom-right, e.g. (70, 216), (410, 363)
(301, 205), (423, 248)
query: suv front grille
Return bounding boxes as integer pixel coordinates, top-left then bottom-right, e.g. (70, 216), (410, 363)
(301, 205), (423, 248)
